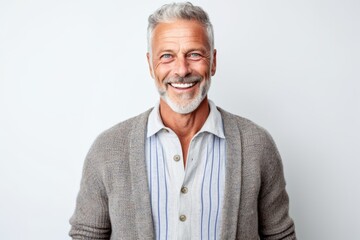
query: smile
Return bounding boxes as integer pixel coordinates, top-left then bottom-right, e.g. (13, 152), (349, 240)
(169, 82), (197, 89)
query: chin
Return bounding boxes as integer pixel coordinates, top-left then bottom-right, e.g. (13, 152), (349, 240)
(161, 93), (205, 114)
(159, 78), (211, 114)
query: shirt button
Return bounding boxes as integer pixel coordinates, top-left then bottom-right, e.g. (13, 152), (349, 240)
(179, 215), (187, 222)
(181, 186), (188, 194)
(173, 154), (181, 162)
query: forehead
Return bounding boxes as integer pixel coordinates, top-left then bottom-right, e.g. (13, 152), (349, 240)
(151, 20), (210, 51)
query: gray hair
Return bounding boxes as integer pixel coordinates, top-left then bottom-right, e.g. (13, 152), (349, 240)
(147, 2), (214, 54)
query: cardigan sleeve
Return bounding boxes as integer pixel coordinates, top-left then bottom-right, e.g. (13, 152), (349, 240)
(257, 131), (296, 240)
(69, 138), (111, 239)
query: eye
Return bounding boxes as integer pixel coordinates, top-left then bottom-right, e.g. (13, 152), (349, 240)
(188, 52), (202, 59)
(161, 53), (172, 59)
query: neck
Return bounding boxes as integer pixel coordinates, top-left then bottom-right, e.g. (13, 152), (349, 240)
(159, 98), (210, 137)
(159, 98), (210, 166)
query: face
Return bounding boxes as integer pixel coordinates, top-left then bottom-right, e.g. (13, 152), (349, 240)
(147, 20), (217, 114)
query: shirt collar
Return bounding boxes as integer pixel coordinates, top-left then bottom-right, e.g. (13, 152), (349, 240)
(147, 102), (167, 137)
(146, 100), (225, 139)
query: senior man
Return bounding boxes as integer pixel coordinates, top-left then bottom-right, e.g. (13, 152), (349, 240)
(69, 2), (296, 239)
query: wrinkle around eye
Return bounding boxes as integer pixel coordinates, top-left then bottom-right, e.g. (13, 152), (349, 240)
(187, 53), (201, 60)
(159, 54), (174, 64)
(188, 53), (211, 62)
(160, 53), (172, 59)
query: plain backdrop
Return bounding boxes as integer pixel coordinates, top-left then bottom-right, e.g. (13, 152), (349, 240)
(1, 0), (359, 239)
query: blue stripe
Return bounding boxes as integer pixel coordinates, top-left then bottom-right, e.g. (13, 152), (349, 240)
(208, 136), (216, 238)
(155, 135), (161, 240)
(200, 143), (209, 240)
(214, 138), (221, 239)
(161, 146), (168, 239)
(149, 137), (152, 209)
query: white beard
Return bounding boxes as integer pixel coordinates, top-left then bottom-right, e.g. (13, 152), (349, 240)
(158, 76), (211, 114)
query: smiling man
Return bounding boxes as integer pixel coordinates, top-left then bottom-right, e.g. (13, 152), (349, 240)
(69, 2), (296, 239)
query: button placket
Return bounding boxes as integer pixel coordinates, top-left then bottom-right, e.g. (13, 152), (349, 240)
(177, 148), (193, 238)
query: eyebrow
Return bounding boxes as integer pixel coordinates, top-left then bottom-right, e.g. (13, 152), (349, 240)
(156, 47), (208, 56)
(185, 47), (208, 54)
(153, 48), (175, 58)
(157, 49), (175, 54)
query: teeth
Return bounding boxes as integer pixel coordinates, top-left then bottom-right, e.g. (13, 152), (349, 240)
(170, 82), (196, 89)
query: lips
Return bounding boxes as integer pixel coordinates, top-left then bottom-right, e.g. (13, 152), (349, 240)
(169, 82), (197, 89)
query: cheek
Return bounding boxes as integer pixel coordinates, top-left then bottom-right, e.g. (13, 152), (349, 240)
(192, 61), (211, 78)
(154, 62), (174, 81)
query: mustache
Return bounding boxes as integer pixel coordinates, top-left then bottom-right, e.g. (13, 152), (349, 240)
(164, 75), (202, 84)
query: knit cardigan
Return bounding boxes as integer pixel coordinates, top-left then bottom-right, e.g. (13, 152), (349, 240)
(69, 107), (296, 239)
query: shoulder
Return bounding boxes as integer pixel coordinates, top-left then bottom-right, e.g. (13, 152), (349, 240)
(88, 109), (152, 155)
(217, 107), (276, 149)
(217, 107), (285, 190)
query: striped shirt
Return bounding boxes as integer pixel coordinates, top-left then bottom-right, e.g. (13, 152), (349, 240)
(145, 100), (226, 240)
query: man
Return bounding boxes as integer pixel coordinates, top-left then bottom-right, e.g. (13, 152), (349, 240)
(69, 2), (296, 239)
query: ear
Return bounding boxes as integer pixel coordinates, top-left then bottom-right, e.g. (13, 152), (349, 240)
(146, 52), (154, 79)
(211, 49), (217, 76)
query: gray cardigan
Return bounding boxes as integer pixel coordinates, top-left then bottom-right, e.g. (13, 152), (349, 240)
(69, 108), (296, 239)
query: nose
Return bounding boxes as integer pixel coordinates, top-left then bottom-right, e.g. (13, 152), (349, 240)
(175, 56), (192, 77)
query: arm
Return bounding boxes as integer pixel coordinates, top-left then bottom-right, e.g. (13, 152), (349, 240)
(69, 139), (111, 239)
(258, 132), (296, 240)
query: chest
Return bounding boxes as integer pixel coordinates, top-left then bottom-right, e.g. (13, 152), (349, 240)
(145, 132), (226, 239)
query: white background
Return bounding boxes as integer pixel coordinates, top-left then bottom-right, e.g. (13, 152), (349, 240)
(1, 0), (359, 239)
